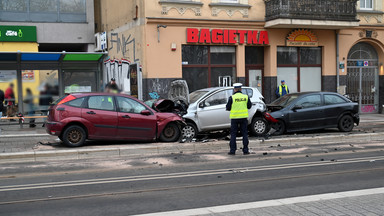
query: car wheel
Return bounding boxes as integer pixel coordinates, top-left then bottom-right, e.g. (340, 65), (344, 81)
(160, 123), (181, 142)
(338, 115), (354, 132)
(250, 117), (270, 136)
(62, 125), (86, 147)
(182, 122), (198, 139)
(273, 120), (286, 135)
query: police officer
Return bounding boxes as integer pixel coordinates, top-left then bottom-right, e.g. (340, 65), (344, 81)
(276, 80), (289, 98)
(226, 83), (252, 155)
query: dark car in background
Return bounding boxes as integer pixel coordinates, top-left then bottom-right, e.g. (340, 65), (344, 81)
(267, 92), (359, 135)
(45, 93), (185, 147)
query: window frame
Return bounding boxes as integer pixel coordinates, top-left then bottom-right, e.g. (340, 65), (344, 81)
(277, 46), (322, 92)
(182, 45), (237, 92)
(86, 95), (116, 111)
(360, 0), (373, 10)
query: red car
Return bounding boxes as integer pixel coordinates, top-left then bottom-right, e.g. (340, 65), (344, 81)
(45, 93), (185, 147)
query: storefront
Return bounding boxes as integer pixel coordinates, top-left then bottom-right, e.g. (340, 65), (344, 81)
(0, 52), (106, 115)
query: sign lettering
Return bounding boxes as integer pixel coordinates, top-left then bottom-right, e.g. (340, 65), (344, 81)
(186, 28), (269, 45)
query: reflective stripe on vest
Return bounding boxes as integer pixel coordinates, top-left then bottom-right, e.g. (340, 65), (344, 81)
(230, 93), (249, 119)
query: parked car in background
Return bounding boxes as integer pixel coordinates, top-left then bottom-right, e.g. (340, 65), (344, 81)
(181, 86), (271, 138)
(266, 92), (360, 135)
(45, 93), (185, 147)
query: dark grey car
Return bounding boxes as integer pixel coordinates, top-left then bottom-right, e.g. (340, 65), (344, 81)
(267, 92), (360, 135)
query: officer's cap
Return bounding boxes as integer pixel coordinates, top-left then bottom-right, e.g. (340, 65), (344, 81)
(281, 80), (285, 83)
(233, 83), (242, 88)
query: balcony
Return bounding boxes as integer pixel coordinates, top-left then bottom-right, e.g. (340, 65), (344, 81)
(264, 0), (360, 29)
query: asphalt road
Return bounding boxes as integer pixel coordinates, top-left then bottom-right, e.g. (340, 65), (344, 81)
(0, 142), (383, 216)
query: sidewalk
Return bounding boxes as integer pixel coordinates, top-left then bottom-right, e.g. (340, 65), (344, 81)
(135, 187), (384, 216)
(1, 113), (384, 162)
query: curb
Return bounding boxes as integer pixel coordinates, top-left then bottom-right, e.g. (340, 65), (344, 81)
(1, 132), (384, 163)
(0, 134), (50, 138)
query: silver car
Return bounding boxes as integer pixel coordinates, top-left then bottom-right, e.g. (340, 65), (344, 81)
(182, 86), (270, 138)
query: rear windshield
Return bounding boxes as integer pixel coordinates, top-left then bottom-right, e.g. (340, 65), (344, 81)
(189, 90), (209, 104)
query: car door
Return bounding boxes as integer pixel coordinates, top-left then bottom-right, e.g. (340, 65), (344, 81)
(323, 94), (350, 127)
(81, 95), (118, 139)
(116, 96), (157, 140)
(287, 94), (324, 131)
(197, 89), (232, 131)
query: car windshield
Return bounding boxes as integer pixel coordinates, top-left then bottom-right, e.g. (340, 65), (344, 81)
(269, 94), (299, 108)
(189, 90), (209, 104)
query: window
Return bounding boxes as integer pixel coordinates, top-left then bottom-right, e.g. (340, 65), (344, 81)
(182, 45), (236, 92)
(0, 0), (86, 22)
(204, 90), (231, 107)
(295, 95), (321, 109)
(117, 96), (147, 114)
(242, 88), (253, 98)
(360, 0), (373, 10)
(88, 96), (115, 111)
(66, 97), (85, 107)
(277, 47), (322, 93)
(324, 94), (347, 105)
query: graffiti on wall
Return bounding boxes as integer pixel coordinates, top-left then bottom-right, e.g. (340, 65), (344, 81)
(109, 33), (139, 62)
(104, 59), (130, 93)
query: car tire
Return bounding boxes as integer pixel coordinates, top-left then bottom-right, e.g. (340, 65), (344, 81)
(62, 125), (86, 147)
(160, 123), (181, 142)
(250, 117), (270, 136)
(273, 120), (286, 135)
(338, 115), (354, 132)
(182, 122), (198, 139)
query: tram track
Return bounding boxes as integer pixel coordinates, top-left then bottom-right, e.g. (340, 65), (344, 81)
(1, 155), (383, 205)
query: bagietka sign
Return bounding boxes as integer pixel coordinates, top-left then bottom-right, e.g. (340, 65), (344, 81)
(187, 28), (269, 45)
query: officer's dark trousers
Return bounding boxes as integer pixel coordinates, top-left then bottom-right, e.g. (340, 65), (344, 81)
(229, 118), (249, 153)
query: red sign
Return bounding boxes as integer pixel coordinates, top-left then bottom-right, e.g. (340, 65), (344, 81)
(187, 28), (269, 45)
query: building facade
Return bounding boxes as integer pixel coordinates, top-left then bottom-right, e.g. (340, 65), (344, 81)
(0, 0), (105, 115)
(97, 0), (384, 113)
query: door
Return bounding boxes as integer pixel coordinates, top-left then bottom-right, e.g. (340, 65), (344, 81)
(248, 69), (263, 94)
(347, 42), (379, 113)
(82, 95), (118, 138)
(115, 96), (156, 140)
(288, 94), (323, 131)
(197, 89), (232, 131)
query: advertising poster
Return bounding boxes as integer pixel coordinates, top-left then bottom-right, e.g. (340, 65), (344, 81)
(22, 70), (35, 82)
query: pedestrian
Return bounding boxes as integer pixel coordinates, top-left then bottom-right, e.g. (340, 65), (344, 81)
(105, 78), (120, 93)
(5, 83), (16, 119)
(39, 83), (53, 116)
(226, 83), (252, 155)
(23, 88), (36, 128)
(276, 80), (289, 98)
(0, 88), (4, 117)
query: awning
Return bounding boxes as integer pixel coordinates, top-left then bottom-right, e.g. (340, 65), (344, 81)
(0, 52), (107, 63)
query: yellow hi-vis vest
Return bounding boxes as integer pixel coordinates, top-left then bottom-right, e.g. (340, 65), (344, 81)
(230, 93), (249, 119)
(279, 85), (288, 96)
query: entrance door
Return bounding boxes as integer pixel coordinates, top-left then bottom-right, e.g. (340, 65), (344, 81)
(248, 69), (263, 94)
(347, 42), (379, 113)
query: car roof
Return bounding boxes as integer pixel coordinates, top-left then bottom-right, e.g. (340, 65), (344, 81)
(69, 92), (136, 99)
(287, 91), (341, 96)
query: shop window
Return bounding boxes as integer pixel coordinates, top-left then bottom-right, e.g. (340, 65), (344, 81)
(277, 47), (322, 93)
(182, 45), (236, 92)
(360, 0), (373, 10)
(245, 46), (263, 65)
(277, 47), (298, 65)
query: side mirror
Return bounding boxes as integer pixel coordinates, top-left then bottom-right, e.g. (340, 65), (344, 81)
(140, 110), (151, 115)
(292, 105), (303, 111)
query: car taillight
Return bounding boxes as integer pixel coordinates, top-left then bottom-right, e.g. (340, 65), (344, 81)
(264, 112), (278, 123)
(57, 95), (76, 105)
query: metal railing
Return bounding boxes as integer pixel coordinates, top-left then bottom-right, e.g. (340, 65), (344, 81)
(264, 0), (359, 22)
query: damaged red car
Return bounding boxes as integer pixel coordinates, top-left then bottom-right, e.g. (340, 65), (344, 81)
(45, 93), (185, 147)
